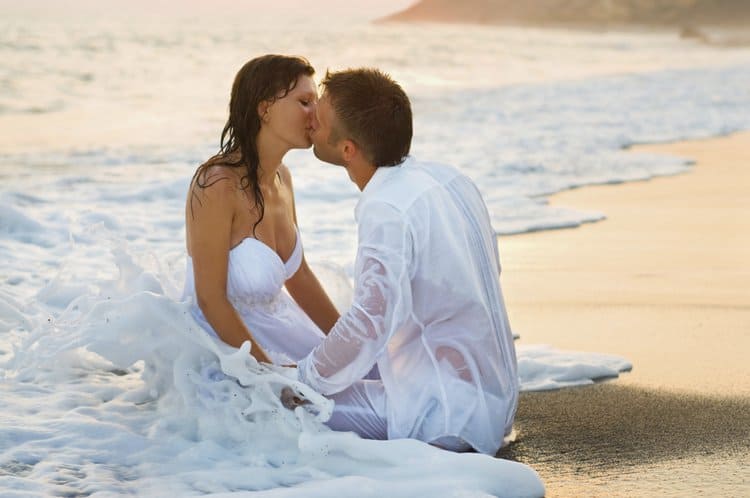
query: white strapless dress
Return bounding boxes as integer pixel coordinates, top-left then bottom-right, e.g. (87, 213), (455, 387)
(182, 228), (325, 364)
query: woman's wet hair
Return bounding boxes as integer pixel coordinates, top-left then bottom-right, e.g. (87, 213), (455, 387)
(321, 68), (412, 167)
(190, 54), (315, 231)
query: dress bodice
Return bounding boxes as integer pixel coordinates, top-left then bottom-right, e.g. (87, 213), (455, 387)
(183, 227), (325, 364)
(222, 229), (303, 309)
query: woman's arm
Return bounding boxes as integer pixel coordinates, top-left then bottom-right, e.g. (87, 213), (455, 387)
(187, 170), (272, 363)
(281, 165), (340, 334)
(285, 258), (340, 334)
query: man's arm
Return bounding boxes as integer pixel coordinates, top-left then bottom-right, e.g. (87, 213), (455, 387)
(297, 202), (412, 395)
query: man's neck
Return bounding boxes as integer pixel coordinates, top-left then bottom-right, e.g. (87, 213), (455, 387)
(347, 158), (378, 191)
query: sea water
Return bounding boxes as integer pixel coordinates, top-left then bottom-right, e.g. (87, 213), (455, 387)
(2, 5), (750, 496)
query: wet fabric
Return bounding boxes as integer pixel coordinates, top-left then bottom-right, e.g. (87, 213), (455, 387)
(298, 158), (520, 455)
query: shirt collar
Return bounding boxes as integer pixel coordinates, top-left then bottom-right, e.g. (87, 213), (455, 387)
(355, 156), (411, 219)
(361, 156), (412, 196)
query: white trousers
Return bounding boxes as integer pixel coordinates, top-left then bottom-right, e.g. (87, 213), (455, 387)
(327, 379), (388, 440)
(325, 377), (473, 452)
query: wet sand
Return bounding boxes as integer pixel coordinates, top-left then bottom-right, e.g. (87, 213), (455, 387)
(498, 132), (750, 496)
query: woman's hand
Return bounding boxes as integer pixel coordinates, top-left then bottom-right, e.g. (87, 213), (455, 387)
(280, 386), (311, 410)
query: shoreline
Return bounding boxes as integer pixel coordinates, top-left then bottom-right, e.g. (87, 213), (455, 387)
(501, 130), (750, 396)
(498, 131), (750, 495)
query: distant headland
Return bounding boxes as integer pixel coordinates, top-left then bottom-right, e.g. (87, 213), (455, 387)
(379, 0), (750, 29)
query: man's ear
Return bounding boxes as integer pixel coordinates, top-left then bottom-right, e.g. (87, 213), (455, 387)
(341, 140), (358, 163)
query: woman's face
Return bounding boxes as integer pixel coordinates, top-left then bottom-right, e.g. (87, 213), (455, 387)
(262, 75), (318, 150)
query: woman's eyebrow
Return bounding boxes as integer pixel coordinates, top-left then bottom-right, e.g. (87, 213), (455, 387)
(298, 90), (317, 98)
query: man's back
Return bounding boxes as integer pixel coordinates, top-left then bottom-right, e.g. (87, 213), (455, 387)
(354, 158), (519, 454)
(300, 158), (519, 455)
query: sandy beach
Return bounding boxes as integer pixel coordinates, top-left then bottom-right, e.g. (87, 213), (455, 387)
(498, 132), (750, 496)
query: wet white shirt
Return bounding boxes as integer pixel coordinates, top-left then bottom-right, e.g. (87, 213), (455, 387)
(298, 157), (519, 455)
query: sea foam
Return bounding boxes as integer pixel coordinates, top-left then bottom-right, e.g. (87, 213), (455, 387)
(0, 234), (631, 496)
(1, 241), (552, 497)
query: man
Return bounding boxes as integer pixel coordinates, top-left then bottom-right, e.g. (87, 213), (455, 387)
(297, 68), (519, 455)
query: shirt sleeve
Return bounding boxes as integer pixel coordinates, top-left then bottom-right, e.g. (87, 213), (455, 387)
(297, 201), (412, 395)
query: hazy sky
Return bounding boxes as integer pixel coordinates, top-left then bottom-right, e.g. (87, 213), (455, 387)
(1, 0), (419, 23)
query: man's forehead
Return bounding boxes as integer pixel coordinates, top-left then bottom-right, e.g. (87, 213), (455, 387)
(317, 94), (334, 117)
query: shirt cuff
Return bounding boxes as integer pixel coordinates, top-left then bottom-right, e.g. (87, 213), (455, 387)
(296, 352), (312, 386)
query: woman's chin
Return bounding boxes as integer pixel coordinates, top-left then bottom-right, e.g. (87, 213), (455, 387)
(287, 135), (313, 151)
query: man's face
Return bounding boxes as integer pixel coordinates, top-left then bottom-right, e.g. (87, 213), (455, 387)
(310, 93), (346, 166)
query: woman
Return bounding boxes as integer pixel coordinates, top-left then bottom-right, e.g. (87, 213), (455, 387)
(183, 55), (340, 365)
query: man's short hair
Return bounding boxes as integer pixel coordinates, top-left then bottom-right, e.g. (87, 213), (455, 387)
(321, 68), (412, 167)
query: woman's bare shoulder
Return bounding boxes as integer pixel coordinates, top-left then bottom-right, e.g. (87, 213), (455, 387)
(193, 158), (244, 192)
(195, 153), (238, 180)
(187, 161), (246, 220)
